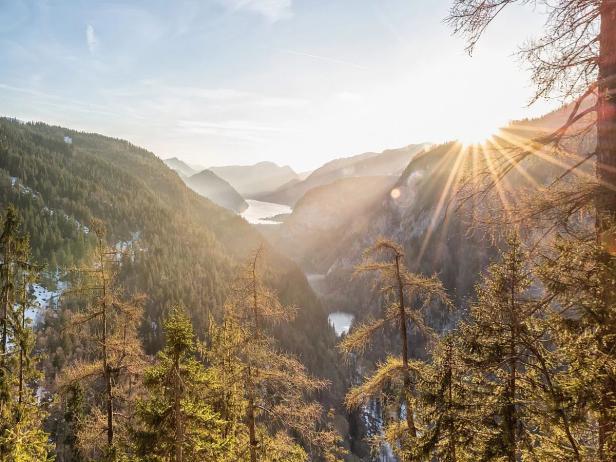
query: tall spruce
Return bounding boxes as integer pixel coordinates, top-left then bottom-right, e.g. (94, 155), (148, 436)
(58, 221), (144, 460)
(0, 206), (52, 461)
(454, 233), (584, 461)
(536, 235), (616, 460)
(409, 334), (478, 462)
(339, 238), (450, 457)
(134, 307), (230, 462)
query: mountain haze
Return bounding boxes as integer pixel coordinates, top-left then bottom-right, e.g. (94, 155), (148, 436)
(163, 157), (197, 177)
(259, 143), (429, 206)
(210, 161), (298, 197)
(184, 169), (248, 213)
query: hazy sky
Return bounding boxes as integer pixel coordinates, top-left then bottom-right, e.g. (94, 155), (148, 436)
(1, 0), (559, 171)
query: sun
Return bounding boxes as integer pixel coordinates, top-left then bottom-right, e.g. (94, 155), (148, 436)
(453, 118), (504, 146)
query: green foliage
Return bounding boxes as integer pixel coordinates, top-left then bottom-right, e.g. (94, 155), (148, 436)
(133, 308), (231, 462)
(0, 207), (52, 461)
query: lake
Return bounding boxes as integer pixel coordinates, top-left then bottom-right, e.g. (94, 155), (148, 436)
(328, 311), (355, 336)
(241, 199), (292, 225)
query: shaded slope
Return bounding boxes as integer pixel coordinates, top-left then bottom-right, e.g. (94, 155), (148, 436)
(185, 169), (248, 213)
(163, 157), (197, 177)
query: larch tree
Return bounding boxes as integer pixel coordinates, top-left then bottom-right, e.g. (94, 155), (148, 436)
(58, 221), (145, 461)
(133, 307), (230, 462)
(212, 246), (344, 462)
(339, 238), (450, 458)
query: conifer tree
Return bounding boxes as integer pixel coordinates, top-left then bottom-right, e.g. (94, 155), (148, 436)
(455, 233), (582, 461)
(133, 307), (230, 462)
(60, 383), (86, 462)
(0, 206), (52, 461)
(58, 221), (144, 460)
(409, 334), (478, 462)
(447, 1), (616, 453)
(537, 235), (616, 460)
(339, 238), (450, 457)
(211, 246), (344, 462)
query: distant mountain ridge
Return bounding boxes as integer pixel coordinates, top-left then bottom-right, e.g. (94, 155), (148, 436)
(258, 143), (429, 206)
(210, 161), (298, 198)
(163, 157), (196, 177)
(163, 158), (248, 213)
(185, 170), (248, 213)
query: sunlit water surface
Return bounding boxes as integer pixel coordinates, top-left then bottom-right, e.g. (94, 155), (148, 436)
(241, 200), (292, 224)
(328, 311), (355, 336)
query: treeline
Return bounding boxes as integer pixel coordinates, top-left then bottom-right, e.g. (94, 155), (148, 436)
(0, 206), (345, 461)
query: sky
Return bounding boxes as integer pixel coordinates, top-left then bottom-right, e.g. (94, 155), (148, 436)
(0, 0), (560, 171)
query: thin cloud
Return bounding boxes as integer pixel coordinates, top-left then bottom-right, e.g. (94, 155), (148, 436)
(279, 48), (368, 71)
(86, 24), (99, 54)
(335, 91), (363, 103)
(105, 82), (309, 109)
(218, 0), (293, 22)
(177, 119), (283, 133)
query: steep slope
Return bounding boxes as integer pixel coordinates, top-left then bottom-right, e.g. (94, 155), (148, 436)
(259, 143), (429, 206)
(0, 118), (342, 388)
(315, 117), (592, 322)
(163, 156), (197, 177)
(184, 169), (248, 213)
(263, 176), (398, 271)
(210, 161), (298, 197)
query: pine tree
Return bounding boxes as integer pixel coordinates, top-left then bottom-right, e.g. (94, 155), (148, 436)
(133, 307), (230, 462)
(210, 246), (344, 461)
(58, 221), (144, 460)
(339, 238), (450, 458)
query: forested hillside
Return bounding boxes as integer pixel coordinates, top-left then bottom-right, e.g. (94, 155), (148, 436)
(0, 118), (341, 384)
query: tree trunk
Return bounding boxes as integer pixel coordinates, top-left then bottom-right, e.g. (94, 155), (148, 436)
(173, 351), (183, 462)
(596, 3), (616, 459)
(446, 343), (456, 462)
(507, 248), (518, 462)
(1, 239), (11, 363)
(100, 243), (113, 449)
(246, 367), (258, 462)
(395, 254), (417, 438)
(18, 287), (24, 407)
(597, 0), (616, 229)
